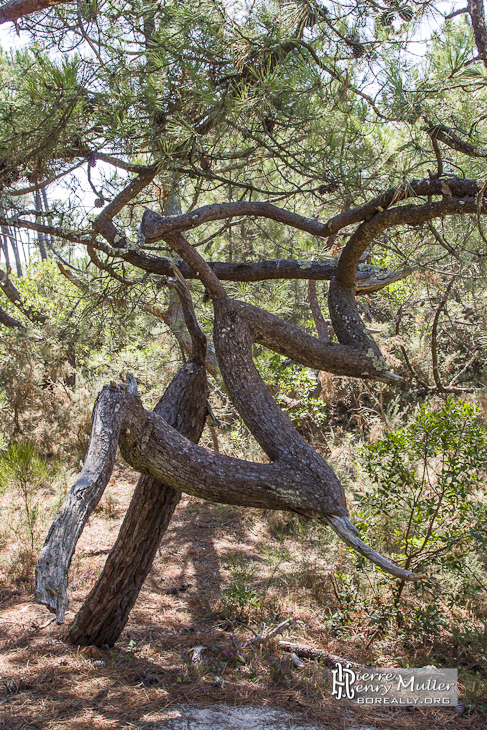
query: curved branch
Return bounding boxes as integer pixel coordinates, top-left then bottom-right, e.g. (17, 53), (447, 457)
(0, 304), (25, 328)
(88, 244), (412, 292)
(336, 197), (485, 289)
(326, 200), (471, 375)
(238, 300), (399, 382)
(324, 516), (423, 581)
(140, 179), (487, 243)
(92, 165), (160, 248)
(425, 123), (487, 160)
(0, 216), (416, 289)
(0, 0), (71, 25)
(0, 217), (93, 245)
(118, 394), (420, 580)
(328, 279), (386, 365)
(163, 231), (226, 299)
(141, 202), (336, 242)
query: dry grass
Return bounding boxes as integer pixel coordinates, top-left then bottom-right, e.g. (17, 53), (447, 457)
(0, 462), (485, 729)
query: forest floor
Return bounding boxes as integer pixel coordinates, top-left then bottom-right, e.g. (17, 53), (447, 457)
(0, 463), (484, 730)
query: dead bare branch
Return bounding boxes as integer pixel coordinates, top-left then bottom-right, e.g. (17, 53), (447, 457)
(35, 379), (136, 621)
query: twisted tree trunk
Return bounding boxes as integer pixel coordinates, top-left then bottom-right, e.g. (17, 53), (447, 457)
(36, 222), (423, 644)
(65, 357), (208, 646)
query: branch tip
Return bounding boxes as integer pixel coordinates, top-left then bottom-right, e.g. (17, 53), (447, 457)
(324, 515), (425, 581)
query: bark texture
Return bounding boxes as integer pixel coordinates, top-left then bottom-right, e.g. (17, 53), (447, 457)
(468, 0), (487, 67)
(35, 378), (136, 621)
(0, 0), (69, 25)
(238, 300), (398, 382)
(213, 297), (346, 512)
(35, 176), (430, 635)
(328, 279), (386, 366)
(140, 180), (487, 242)
(0, 304), (25, 328)
(65, 358), (208, 646)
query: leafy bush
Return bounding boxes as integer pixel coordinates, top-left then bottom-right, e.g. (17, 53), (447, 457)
(359, 399), (487, 576)
(0, 440), (67, 586)
(257, 352), (327, 439)
(355, 399), (487, 630)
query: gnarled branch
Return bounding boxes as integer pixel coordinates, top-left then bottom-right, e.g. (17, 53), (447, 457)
(0, 0), (70, 25)
(35, 377), (137, 621)
(425, 122), (487, 160)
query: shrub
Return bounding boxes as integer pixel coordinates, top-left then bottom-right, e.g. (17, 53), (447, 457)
(356, 398), (487, 629)
(0, 440), (60, 554)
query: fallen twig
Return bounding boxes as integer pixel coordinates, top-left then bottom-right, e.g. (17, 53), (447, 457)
(246, 617), (294, 646)
(278, 640), (362, 668)
(290, 651), (305, 668)
(191, 645), (207, 663)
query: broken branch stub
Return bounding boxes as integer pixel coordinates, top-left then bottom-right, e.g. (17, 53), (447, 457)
(65, 357), (209, 646)
(34, 382), (132, 622)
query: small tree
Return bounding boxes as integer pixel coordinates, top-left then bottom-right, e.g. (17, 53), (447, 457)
(0, 440), (49, 552)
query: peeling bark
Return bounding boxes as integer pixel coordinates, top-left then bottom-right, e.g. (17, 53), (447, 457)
(65, 358), (209, 646)
(35, 378), (137, 621)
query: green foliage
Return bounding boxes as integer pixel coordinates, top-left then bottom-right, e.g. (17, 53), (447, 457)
(0, 261), (176, 457)
(358, 399), (487, 578)
(0, 440), (59, 552)
(220, 554), (262, 622)
(257, 352), (326, 430)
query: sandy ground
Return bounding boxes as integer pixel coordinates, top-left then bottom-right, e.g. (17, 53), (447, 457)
(149, 703), (377, 729)
(0, 463), (482, 730)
